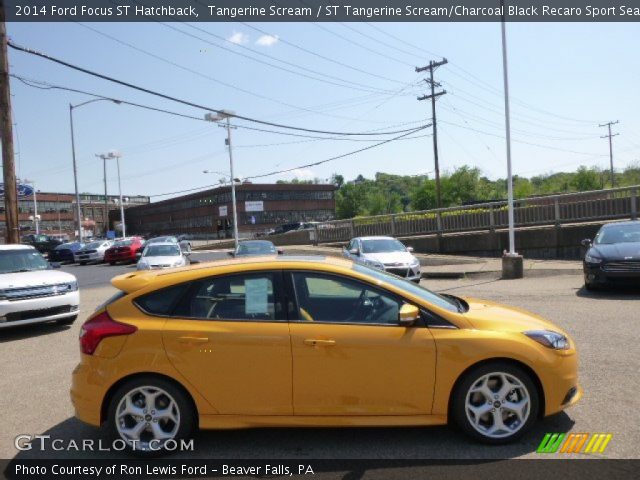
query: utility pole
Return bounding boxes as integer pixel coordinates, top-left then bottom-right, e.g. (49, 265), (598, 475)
(0, 2), (19, 243)
(96, 154), (109, 236)
(599, 121), (619, 188)
(416, 58), (447, 209)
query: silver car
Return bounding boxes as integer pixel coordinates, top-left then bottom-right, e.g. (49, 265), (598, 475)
(343, 236), (421, 283)
(137, 242), (188, 270)
(74, 240), (113, 265)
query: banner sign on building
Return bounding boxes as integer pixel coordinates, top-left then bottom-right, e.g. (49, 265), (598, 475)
(0, 183), (34, 197)
(219, 206), (228, 217)
(245, 201), (264, 212)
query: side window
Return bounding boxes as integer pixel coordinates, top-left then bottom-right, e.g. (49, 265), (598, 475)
(135, 283), (190, 316)
(291, 272), (402, 325)
(173, 272), (282, 321)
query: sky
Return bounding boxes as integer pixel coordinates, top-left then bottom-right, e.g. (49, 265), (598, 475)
(5, 20), (640, 200)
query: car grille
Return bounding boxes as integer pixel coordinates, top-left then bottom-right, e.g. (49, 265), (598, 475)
(601, 261), (640, 273)
(79, 250), (97, 254)
(385, 267), (411, 277)
(2, 305), (75, 322)
(0, 284), (75, 301)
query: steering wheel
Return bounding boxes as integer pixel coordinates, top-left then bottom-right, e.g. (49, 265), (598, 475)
(350, 289), (375, 323)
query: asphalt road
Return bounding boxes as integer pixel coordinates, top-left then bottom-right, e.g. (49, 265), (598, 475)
(1, 257), (639, 460)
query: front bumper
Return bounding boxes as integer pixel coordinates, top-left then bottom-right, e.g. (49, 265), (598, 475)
(105, 252), (135, 262)
(584, 261), (640, 285)
(383, 265), (421, 282)
(0, 291), (80, 329)
(75, 252), (103, 263)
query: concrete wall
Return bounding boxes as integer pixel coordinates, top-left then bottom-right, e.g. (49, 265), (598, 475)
(399, 223), (605, 260)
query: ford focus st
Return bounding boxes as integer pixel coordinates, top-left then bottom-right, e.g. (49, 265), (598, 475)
(71, 256), (581, 453)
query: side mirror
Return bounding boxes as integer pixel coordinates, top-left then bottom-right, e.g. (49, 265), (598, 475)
(349, 248), (360, 256)
(406, 246), (414, 253)
(581, 239), (592, 248)
(49, 262), (61, 269)
(399, 303), (420, 326)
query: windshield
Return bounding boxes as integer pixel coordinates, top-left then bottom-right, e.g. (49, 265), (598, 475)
(361, 239), (407, 253)
(113, 240), (133, 247)
(595, 223), (640, 244)
(353, 263), (460, 313)
(83, 241), (103, 250)
(144, 245), (181, 257)
(0, 249), (49, 274)
(236, 242), (276, 255)
(149, 236), (176, 244)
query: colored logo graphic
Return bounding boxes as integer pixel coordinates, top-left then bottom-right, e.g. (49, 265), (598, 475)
(537, 433), (612, 454)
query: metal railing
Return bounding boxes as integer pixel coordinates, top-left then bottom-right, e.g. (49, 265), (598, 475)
(314, 185), (640, 244)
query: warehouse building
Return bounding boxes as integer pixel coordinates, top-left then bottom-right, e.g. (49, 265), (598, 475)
(123, 183), (336, 238)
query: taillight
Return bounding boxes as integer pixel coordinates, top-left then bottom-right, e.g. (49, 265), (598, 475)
(79, 311), (137, 355)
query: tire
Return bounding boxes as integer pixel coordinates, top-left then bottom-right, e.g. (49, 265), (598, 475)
(56, 315), (77, 326)
(109, 262), (116, 266)
(106, 376), (196, 456)
(451, 362), (539, 445)
(79, 262), (86, 266)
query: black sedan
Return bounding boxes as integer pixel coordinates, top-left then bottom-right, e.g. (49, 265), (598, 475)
(49, 241), (84, 263)
(582, 220), (640, 289)
(230, 240), (283, 257)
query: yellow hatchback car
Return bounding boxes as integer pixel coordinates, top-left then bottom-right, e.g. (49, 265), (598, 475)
(71, 256), (581, 453)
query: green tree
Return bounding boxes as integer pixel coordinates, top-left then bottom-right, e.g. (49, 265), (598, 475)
(571, 166), (601, 191)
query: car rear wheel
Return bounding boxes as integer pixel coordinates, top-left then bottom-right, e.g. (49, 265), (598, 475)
(55, 315), (77, 326)
(452, 362), (539, 444)
(107, 377), (195, 456)
(79, 261), (86, 266)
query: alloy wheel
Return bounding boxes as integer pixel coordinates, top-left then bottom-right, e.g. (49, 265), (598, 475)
(115, 386), (180, 450)
(464, 372), (531, 439)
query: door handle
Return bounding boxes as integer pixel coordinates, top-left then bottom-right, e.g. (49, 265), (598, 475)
(178, 336), (209, 344)
(304, 339), (336, 347)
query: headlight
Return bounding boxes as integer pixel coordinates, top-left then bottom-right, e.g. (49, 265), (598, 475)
(410, 258), (420, 267)
(585, 253), (602, 264)
(364, 259), (384, 270)
(68, 280), (78, 292)
(137, 262), (150, 270)
(172, 260), (183, 267)
(524, 330), (570, 350)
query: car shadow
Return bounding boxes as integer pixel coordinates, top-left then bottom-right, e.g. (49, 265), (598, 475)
(0, 322), (71, 343)
(575, 284), (640, 299)
(10, 412), (574, 461)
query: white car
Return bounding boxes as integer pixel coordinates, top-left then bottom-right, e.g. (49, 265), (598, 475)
(137, 242), (188, 270)
(0, 245), (79, 329)
(74, 240), (113, 265)
(343, 236), (422, 283)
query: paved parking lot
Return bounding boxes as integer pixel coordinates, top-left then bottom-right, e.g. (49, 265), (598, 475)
(1, 254), (639, 459)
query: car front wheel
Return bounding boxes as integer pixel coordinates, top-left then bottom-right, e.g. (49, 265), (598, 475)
(452, 362), (539, 444)
(107, 377), (195, 456)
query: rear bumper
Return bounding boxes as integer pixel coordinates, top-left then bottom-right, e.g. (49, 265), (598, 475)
(70, 360), (104, 427)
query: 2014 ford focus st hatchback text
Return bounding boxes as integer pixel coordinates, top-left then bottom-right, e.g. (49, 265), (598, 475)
(71, 256), (581, 453)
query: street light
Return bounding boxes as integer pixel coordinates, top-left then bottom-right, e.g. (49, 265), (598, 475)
(204, 110), (239, 249)
(95, 153), (110, 236)
(69, 98), (121, 242)
(22, 178), (39, 234)
(97, 150), (126, 239)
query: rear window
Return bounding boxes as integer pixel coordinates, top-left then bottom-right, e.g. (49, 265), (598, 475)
(134, 284), (190, 316)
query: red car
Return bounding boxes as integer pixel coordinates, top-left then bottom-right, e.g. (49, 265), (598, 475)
(103, 237), (145, 265)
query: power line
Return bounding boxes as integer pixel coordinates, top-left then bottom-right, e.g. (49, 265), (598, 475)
(7, 40), (428, 137)
(245, 125), (430, 180)
(75, 22), (400, 124)
(164, 22), (397, 95)
(236, 21), (408, 86)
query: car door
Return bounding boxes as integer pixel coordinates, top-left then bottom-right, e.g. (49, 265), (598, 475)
(159, 271), (293, 415)
(287, 270), (436, 416)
